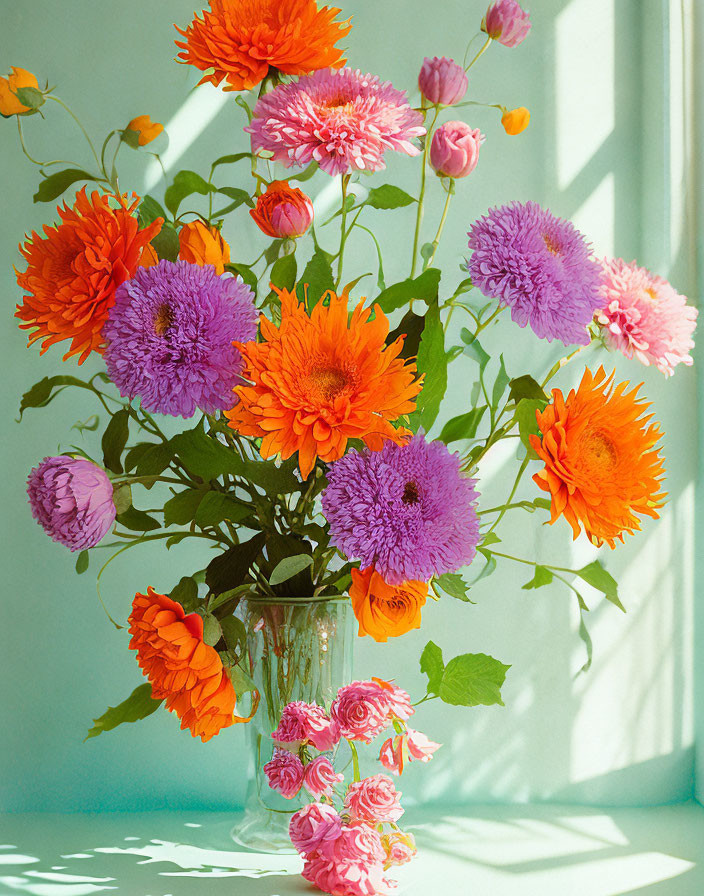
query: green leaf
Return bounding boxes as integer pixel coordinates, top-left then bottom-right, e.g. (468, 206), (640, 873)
(260, 534), (314, 597)
(101, 409), (130, 474)
(115, 506), (160, 532)
(17, 375), (99, 420)
(460, 330), (490, 371)
(112, 483), (132, 515)
(220, 616), (247, 655)
(195, 492), (251, 527)
(364, 184), (416, 209)
(435, 572), (472, 602)
(375, 268), (441, 314)
(270, 252), (297, 291)
(269, 554), (314, 587)
(216, 186), (254, 211)
(287, 160), (318, 182)
(163, 489), (204, 527)
(420, 641), (445, 695)
(201, 613), (222, 647)
(514, 398), (547, 459)
(577, 603), (594, 673)
(492, 355), (510, 409)
(15, 86), (45, 109)
(33, 168), (92, 203)
(522, 565), (554, 590)
(124, 443), (171, 477)
(387, 310), (426, 360)
(409, 300), (446, 432)
(212, 152), (253, 169)
(75, 551), (89, 574)
(226, 262), (258, 295)
(151, 221), (180, 261)
(71, 414), (100, 433)
(508, 375), (548, 404)
(164, 169), (215, 216)
(205, 534), (266, 596)
(439, 653), (510, 707)
(438, 406), (487, 444)
(575, 561), (624, 611)
(138, 195), (166, 227)
(469, 548), (497, 585)
(298, 246), (334, 309)
(227, 662), (257, 701)
(85, 684), (163, 740)
(170, 576), (200, 612)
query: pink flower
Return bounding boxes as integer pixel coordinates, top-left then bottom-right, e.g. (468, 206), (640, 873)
(482, 0), (532, 48)
(596, 258), (697, 376)
(379, 729), (442, 775)
(407, 727), (442, 762)
(429, 121), (484, 178)
(304, 756), (345, 800)
(344, 774), (404, 824)
(379, 736), (403, 775)
(331, 681), (391, 743)
(418, 56), (468, 106)
(302, 824), (390, 896)
(272, 701), (340, 751)
(373, 678), (414, 722)
(263, 747), (304, 799)
(381, 830), (417, 869)
(247, 67), (425, 177)
(289, 802), (343, 855)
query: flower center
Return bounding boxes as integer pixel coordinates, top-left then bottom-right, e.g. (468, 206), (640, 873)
(402, 481), (420, 505)
(580, 429), (618, 475)
(542, 233), (561, 256)
(154, 303), (175, 336)
(304, 365), (351, 402)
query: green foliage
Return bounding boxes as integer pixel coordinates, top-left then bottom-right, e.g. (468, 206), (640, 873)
(138, 195), (166, 227)
(364, 184), (416, 209)
(420, 641), (444, 694)
(514, 398), (547, 459)
(151, 221), (180, 261)
(101, 409), (129, 474)
(576, 561), (624, 611)
(269, 554), (314, 586)
(215, 186), (254, 214)
(522, 565), (554, 589)
(375, 268), (440, 314)
(226, 262), (257, 295)
(33, 168), (92, 203)
(460, 329), (490, 371)
(75, 551), (89, 574)
(508, 375), (548, 404)
(434, 572), (472, 602)
(17, 374), (106, 420)
(491, 355), (510, 409)
(386, 310), (425, 360)
(211, 152), (253, 170)
(260, 534), (314, 597)
(115, 506), (160, 532)
(201, 612), (223, 647)
(298, 246), (335, 308)
(195, 492), (251, 528)
(125, 443), (171, 477)
(85, 684), (162, 740)
(164, 488), (204, 526)
(439, 653), (510, 706)
(164, 169), (215, 216)
(270, 252), (297, 291)
(15, 86), (45, 109)
(438, 406), (487, 445)
(409, 299), (446, 432)
(288, 160), (319, 182)
(169, 576), (200, 612)
(205, 533), (266, 596)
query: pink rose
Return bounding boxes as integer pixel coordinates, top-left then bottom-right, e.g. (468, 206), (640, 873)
(373, 678), (414, 721)
(381, 830), (417, 868)
(344, 774), (404, 824)
(263, 747), (304, 799)
(430, 121), (484, 179)
(379, 728), (442, 775)
(418, 56), (468, 106)
(482, 0), (532, 48)
(272, 701), (340, 751)
(330, 681), (391, 743)
(406, 727), (441, 762)
(289, 802), (343, 855)
(304, 755), (345, 800)
(303, 824), (390, 896)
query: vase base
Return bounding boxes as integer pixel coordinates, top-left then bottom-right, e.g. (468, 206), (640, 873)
(230, 810), (298, 854)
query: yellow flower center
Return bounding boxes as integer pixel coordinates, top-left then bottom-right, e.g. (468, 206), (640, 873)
(542, 233), (561, 256)
(154, 304), (175, 336)
(579, 429), (618, 476)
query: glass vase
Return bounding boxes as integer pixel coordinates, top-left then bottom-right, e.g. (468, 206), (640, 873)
(231, 595), (353, 852)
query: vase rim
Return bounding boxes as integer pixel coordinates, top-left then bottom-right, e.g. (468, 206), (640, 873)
(241, 593), (347, 605)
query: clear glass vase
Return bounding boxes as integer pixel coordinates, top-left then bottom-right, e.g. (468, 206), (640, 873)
(231, 595), (353, 852)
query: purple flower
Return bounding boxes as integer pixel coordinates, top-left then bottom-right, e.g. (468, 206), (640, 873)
(27, 456), (116, 552)
(418, 57), (468, 106)
(103, 260), (257, 418)
(322, 434), (480, 584)
(467, 201), (602, 346)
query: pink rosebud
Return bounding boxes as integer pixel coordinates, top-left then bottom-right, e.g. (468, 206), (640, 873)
(418, 56), (468, 106)
(406, 727), (442, 762)
(430, 121), (484, 178)
(263, 747), (304, 799)
(289, 802), (343, 855)
(330, 681), (392, 743)
(272, 701), (340, 751)
(302, 825), (390, 896)
(304, 756), (345, 800)
(381, 830), (417, 869)
(379, 729), (441, 775)
(373, 677), (414, 721)
(344, 774), (404, 825)
(378, 736), (404, 775)
(482, 0), (532, 48)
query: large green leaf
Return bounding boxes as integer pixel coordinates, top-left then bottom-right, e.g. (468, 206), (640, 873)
(576, 561), (624, 611)
(85, 684), (163, 740)
(270, 253), (297, 291)
(163, 488), (204, 527)
(138, 195), (166, 227)
(124, 443), (172, 476)
(17, 375), (100, 420)
(375, 268), (441, 314)
(435, 572), (472, 602)
(386, 310), (426, 360)
(298, 246), (334, 309)
(115, 506), (160, 532)
(101, 409), (130, 474)
(514, 398), (547, 458)
(260, 534), (314, 597)
(151, 221), (180, 261)
(169, 576), (200, 613)
(205, 533), (266, 596)
(420, 641), (445, 695)
(439, 653), (510, 707)
(409, 300), (446, 432)
(195, 492), (252, 527)
(508, 375), (548, 404)
(438, 406), (487, 445)
(33, 168), (93, 203)
(364, 184), (416, 209)
(164, 170), (215, 216)
(522, 566), (554, 590)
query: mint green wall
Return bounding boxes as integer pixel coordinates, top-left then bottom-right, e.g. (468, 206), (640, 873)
(0, 0), (698, 812)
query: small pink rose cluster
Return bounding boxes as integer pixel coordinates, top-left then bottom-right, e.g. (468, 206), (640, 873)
(265, 679), (440, 896)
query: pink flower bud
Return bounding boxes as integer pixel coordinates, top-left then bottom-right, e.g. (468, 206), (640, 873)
(482, 0), (532, 48)
(418, 56), (468, 106)
(429, 121), (484, 178)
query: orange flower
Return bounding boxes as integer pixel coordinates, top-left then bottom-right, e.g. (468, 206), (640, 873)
(501, 106), (530, 135)
(125, 114), (164, 146)
(0, 67), (40, 116)
(530, 366), (666, 548)
(139, 242), (160, 268)
(250, 180), (314, 239)
(178, 220), (231, 274)
(175, 0), (351, 92)
(128, 588), (237, 743)
(226, 287), (421, 479)
(15, 188), (162, 363)
(350, 567), (427, 642)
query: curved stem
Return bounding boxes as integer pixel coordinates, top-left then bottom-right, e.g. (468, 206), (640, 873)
(465, 36), (492, 71)
(541, 340), (595, 388)
(410, 105), (440, 280)
(425, 185), (453, 269)
(335, 173), (351, 289)
(486, 455), (530, 536)
(46, 95), (102, 171)
(16, 117), (78, 169)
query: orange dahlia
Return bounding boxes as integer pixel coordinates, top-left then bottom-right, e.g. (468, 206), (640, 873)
(128, 588), (237, 742)
(15, 188), (162, 364)
(226, 287), (421, 479)
(175, 0), (351, 93)
(530, 366), (666, 548)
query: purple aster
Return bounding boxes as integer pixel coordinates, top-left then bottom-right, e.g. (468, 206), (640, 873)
(322, 434), (480, 584)
(467, 201), (602, 346)
(103, 260), (257, 417)
(27, 456), (116, 552)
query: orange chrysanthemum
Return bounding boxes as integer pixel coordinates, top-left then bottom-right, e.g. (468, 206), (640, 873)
(128, 588), (237, 743)
(226, 287), (421, 479)
(175, 0), (351, 93)
(15, 188), (162, 363)
(530, 366), (666, 548)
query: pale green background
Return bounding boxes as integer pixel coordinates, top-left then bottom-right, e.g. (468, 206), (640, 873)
(0, 0), (700, 814)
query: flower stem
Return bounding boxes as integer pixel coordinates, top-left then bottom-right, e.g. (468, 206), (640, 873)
(349, 740), (361, 782)
(541, 341), (595, 388)
(410, 105), (440, 281)
(46, 95), (102, 172)
(335, 173), (352, 289)
(425, 183), (454, 269)
(485, 454), (530, 536)
(465, 36), (492, 72)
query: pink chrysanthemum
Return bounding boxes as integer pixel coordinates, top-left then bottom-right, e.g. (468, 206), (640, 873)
(246, 67), (425, 176)
(596, 258), (697, 376)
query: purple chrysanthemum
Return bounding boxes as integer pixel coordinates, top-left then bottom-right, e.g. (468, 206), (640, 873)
(246, 67), (425, 176)
(467, 201), (602, 346)
(322, 434), (480, 584)
(27, 456), (116, 552)
(103, 260), (257, 417)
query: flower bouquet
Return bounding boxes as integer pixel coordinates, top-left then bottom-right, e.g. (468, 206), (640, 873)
(5, 0), (697, 890)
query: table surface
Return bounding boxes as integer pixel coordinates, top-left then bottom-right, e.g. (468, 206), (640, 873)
(1, 802), (703, 896)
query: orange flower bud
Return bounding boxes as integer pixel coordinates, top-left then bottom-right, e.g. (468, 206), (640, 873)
(0, 67), (41, 117)
(250, 180), (314, 239)
(125, 114), (164, 146)
(349, 567), (427, 642)
(178, 220), (231, 275)
(501, 106), (530, 135)
(138, 242), (160, 268)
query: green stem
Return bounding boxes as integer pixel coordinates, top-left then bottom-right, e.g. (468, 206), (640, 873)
(410, 105), (440, 280)
(465, 36), (492, 71)
(486, 455), (530, 536)
(335, 173), (351, 289)
(541, 341), (594, 388)
(46, 95), (102, 171)
(16, 117), (82, 169)
(484, 548), (576, 575)
(349, 740), (361, 782)
(425, 184), (453, 269)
